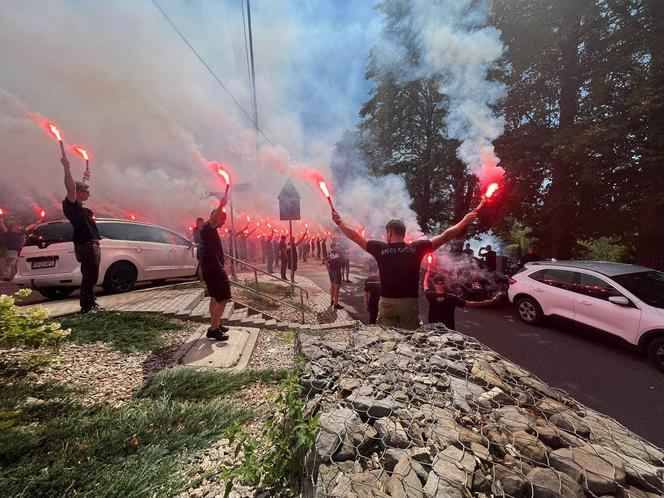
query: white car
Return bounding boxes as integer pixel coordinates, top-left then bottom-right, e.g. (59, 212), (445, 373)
(14, 219), (197, 299)
(508, 261), (664, 371)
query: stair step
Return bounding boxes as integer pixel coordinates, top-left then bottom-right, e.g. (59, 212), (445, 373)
(228, 308), (248, 325)
(169, 290), (205, 318)
(263, 319), (278, 329)
(188, 297), (211, 319)
(248, 317), (266, 327)
(220, 302), (235, 325)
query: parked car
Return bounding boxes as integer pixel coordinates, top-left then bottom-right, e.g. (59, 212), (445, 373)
(508, 261), (664, 371)
(14, 219), (197, 299)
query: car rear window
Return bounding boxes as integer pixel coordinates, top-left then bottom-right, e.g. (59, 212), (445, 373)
(529, 269), (575, 290)
(24, 223), (73, 247)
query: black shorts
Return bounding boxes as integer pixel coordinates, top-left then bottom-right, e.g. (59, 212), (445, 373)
(202, 269), (232, 301)
(329, 269), (342, 285)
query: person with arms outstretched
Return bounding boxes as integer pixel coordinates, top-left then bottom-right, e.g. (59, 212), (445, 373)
(331, 209), (478, 329)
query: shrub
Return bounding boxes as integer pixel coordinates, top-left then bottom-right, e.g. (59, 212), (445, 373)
(576, 236), (629, 262)
(0, 290), (69, 349)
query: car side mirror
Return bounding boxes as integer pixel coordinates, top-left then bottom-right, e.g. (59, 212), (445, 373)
(608, 296), (630, 306)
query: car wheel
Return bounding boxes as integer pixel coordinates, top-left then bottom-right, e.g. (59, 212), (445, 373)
(102, 262), (137, 294)
(646, 336), (664, 373)
(37, 287), (75, 300)
(515, 296), (543, 325)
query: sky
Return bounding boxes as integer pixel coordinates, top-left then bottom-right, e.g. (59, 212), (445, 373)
(0, 0), (380, 232)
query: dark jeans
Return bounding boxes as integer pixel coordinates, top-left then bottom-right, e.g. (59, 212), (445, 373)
(75, 243), (100, 311)
(267, 254), (274, 273)
(280, 256), (288, 279)
(368, 299), (379, 324)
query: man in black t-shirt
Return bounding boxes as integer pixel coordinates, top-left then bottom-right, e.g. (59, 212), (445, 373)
(479, 245), (497, 271)
(199, 198), (231, 341)
(325, 242), (344, 309)
(331, 209), (478, 329)
(424, 270), (498, 329)
(61, 156), (101, 314)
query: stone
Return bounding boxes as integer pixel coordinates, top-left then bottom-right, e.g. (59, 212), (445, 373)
(338, 378), (361, 393)
(533, 420), (564, 449)
(422, 445), (474, 498)
(471, 358), (509, 390)
(478, 387), (514, 408)
(526, 467), (585, 498)
(346, 392), (400, 419)
(495, 406), (534, 433)
(301, 344), (326, 360)
(374, 418), (410, 449)
(493, 464), (527, 497)
(410, 446), (433, 464)
(429, 354), (468, 377)
(383, 448), (409, 471)
(316, 407), (362, 462)
(331, 470), (390, 497)
(548, 410), (591, 438)
(512, 430), (548, 463)
(387, 457), (424, 498)
(352, 422), (378, 456)
(587, 443), (664, 494)
(549, 446), (627, 495)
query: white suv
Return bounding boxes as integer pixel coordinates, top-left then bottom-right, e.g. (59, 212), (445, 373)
(508, 261), (664, 371)
(14, 219), (197, 299)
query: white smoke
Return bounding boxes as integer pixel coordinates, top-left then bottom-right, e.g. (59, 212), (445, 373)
(374, 0), (506, 186)
(0, 1), (378, 233)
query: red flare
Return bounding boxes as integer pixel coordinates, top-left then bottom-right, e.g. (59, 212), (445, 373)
(216, 165), (231, 186)
(72, 145), (89, 161)
(361, 229), (366, 237)
(484, 183), (499, 199)
(427, 254), (433, 265)
(39, 209), (46, 218)
(318, 180), (330, 199)
(246, 215), (251, 223)
(47, 122), (62, 142)
(0, 207), (4, 216)
(128, 214), (136, 221)
(267, 222), (272, 229)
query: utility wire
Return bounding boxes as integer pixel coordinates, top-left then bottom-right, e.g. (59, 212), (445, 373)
(240, 0), (256, 126)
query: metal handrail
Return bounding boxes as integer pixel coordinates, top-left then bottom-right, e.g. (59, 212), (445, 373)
(229, 279), (307, 323)
(224, 254), (309, 323)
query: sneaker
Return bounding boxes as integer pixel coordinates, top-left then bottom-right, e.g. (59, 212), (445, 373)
(334, 303), (344, 310)
(91, 304), (105, 312)
(219, 325), (230, 333)
(206, 328), (229, 341)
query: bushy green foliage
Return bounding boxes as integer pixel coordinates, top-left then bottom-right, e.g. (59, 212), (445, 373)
(58, 311), (182, 353)
(223, 368), (319, 497)
(576, 236), (629, 262)
(136, 367), (288, 401)
(0, 289), (69, 349)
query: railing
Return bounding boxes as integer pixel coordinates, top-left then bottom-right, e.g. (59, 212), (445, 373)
(225, 254), (309, 324)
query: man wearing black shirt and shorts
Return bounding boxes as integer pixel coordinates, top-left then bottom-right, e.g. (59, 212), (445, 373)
(324, 242), (344, 309)
(331, 210), (478, 329)
(199, 198), (232, 340)
(423, 269), (498, 329)
(61, 156), (101, 314)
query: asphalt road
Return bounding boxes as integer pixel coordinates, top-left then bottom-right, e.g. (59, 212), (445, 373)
(298, 261), (664, 448)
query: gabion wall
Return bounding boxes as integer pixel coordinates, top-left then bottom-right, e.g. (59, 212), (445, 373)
(297, 324), (664, 498)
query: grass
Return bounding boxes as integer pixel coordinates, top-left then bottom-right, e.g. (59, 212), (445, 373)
(57, 311), (184, 353)
(136, 367), (289, 401)
(0, 367), (279, 497)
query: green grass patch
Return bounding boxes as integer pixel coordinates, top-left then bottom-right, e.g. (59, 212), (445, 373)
(0, 379), (250, 497)
(136, 367), (289, 401)
(57, 311), (183, 354)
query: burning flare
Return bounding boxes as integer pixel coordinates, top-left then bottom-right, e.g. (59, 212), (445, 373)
(427, 254), (433, 265)
(39, 209), (46, 218)
(47, 123), (62, 142)
(484, 182), (499, 199)
(216, 165), (231, 186)
(73, 146), (89, 161)
(318, 181), (330, 199)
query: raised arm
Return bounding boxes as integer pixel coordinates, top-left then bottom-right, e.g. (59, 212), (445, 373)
(296, 229), (308, 246)
(209, 197), (228, 229)
(430, 211), (477, 251)
(331, 211), (368, 251)
(0, 217), (7, 233)
(423, 266), (432, 291)
(24, 216), (44, 232)
(61, 156), (76, 202)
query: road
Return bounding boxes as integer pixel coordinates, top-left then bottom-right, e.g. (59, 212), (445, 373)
(298, 261), (664, 448)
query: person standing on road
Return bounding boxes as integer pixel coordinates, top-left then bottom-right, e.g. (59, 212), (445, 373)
(278, 235), (288, 280)
(199, 198), (231, 340)
(479, 245), (497, 271)
(325, 241), (344, 309)
(266, 228), (276, 274)
(286, 230), (308, 278)
(520, 245), (540, 265)
(0, 215), (43, 281)
(321, 236), (328, 261)
(364, 272), (381, 324)
(332, 209), (478, 329)
(192, 217), (205, 280)
(339, 240), (351, 283)
(423, 269), (498, 330)
(61, 156), (101, 314)
(316, 237), (322, 260)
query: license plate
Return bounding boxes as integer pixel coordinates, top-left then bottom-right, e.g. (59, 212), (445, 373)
(31, 259), (56, 269)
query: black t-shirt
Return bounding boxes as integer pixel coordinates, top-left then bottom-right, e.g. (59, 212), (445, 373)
(366, 240), (433, 298)
(426, 290), (466, 329)
(483, 250), (497, 271)
(62, 198), (99, 245)
(364, 277), (381, 302)
(326, 251), (343, 273)
(200, 222), (225, 273)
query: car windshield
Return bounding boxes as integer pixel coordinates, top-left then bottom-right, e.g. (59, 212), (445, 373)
(612, 271), (664, 308)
